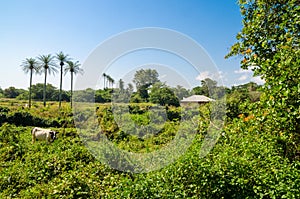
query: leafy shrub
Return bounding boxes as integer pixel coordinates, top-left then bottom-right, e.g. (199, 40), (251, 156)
(0, 106), (10, 113)
(166, 106), (181, 121)
(0, 124), (26, 161)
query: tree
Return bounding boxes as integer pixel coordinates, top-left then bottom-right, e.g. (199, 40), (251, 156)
(31, 83), (59, 101)
(3, 87), (20, 98)
(226, 0), (300, 158)
(65, 61), (83, 108)
(133, 69), (160, 90)
(149, 82), (180, 106)
(172, 85), (190, 100)
(118, 79), (125, 91)
(192, 78), (218, 96)
(0, 87), (3, 98)
(192, 86), (205, 95)
(56, 51), (70, 109)
(103, 73), (107, 89)
(37, 54), (57, 107)
(132, 69), (160, 101)
(21, 57), (39, 108)
(201, 78), (217, 96)
(106, 75), (114, 88)
(127, 83), (134, 93)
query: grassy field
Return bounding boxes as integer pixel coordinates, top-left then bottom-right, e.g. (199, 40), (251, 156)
(0, 99), (299, 198)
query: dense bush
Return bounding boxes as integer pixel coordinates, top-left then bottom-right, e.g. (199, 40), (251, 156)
(0, 108), (73, 128)
(0, 100), (299, 198)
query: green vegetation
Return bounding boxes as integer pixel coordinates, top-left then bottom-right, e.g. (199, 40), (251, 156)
(226, 0), (300, 160)
(1, 0), (299, 197)
(0, 98), (299, 198)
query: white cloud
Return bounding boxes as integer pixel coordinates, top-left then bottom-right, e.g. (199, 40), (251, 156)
(160, 74), (167, 79)
(251, 76), (265, 85)
(234, 68), (252, 74)
(216, 71), (225, 79)
(238, 74), (248, 81)
(196, 70), (225, 81)
(196, 71), (212, 81)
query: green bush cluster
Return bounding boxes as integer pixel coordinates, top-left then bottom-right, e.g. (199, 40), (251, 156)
(0, 106), (73, 128)
(1, 99), (300, 198)
(1, 120), (299, 198)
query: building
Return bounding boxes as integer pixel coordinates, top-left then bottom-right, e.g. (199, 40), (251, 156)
(180, 95), (215, 106)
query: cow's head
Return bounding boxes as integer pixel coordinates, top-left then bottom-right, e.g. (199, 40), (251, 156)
(49, 131), (58, 141)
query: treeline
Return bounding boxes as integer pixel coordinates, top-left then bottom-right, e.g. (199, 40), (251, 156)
(0, 80), (262, 105)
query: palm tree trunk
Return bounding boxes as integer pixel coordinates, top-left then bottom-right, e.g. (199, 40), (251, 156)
(43, 68), (47, 107)
(70, 72), (73, 108)
(59, 63), (63, 109)
(29, 69), (33, 108)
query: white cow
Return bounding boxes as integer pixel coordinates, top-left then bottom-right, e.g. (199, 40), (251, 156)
(31, 127), (58, 144)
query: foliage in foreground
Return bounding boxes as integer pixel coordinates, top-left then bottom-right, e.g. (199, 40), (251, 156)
(1, 104), (300, 198)
(226, 0), (300, 160)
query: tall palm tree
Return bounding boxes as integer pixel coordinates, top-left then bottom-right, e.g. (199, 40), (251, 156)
(103, 73), (107, 89)
(111, 78), (115, 88)
(56, 51), (70, 109)
(37, 54), (57, 107)
(65, 61), (83, 108)
(21, 58), (39, 108)
(106, 74), (114, 88)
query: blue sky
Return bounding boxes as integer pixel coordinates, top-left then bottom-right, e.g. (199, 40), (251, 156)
(0, 0), (263, 91)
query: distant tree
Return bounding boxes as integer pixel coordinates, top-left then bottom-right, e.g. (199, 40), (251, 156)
(102, 73), (107, 89)
(73, 88), (95, 103)
(149, 82), (179, 106)
(108, 75), (114, 88)
(192, 86), (205, 95)
(110, 78), (115, 88)
(126, 83), (135, 102)
(37, 54), (57, 107)
(95, 89), (112, 103)
(133, 69), (160, 101)
(133, 69), (160, 90)
(112, 79), (129, 103)
(56, 51), (70, 109)
(3, 87), (20, 98)
(118, 79), (125, 91)
(172, 85), (190, 100)
(21, 57), (39, 108)
(31, 83), (59, 101)
(0, 87), (3, 98)
(200, 78), (217, 96)
(127, 83), (134, 93)
(16, 91), (29, 100)
(65, 61), (83, 108)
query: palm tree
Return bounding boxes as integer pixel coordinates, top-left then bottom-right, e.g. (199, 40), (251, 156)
(102, 73), (106, 89)
(21, 58), (39, 108)
(65, 61), (83, 108)
(37, 54), (57, 107)
(106, 74), (114, 88)
(110, 77), (115, 88)
(56, 51), (70, 109)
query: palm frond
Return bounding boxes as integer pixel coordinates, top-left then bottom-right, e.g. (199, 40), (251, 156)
(21, 58), (39, 74)
(37, 54), (58, 75)
(56, 51), (71, 64)
(65, 61), (84, 75)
